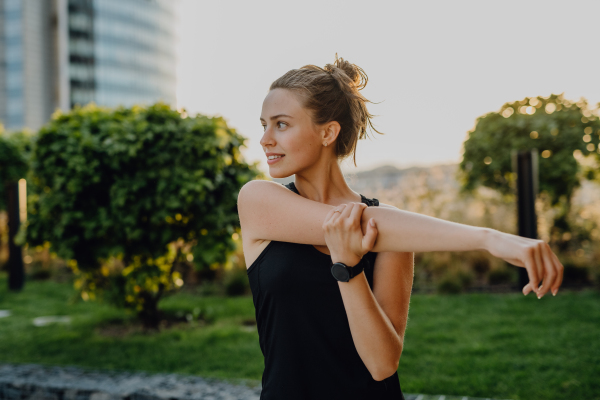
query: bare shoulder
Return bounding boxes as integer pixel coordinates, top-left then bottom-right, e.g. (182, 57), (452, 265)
(238, 179), (284, 205)
(237, 180), (291, 220)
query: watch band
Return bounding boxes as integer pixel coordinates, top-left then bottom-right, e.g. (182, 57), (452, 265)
(331, 257), (368, 282)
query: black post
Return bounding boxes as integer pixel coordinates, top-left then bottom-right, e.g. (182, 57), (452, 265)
(6, 182), (24, 291)
(512, 150), (539, 290)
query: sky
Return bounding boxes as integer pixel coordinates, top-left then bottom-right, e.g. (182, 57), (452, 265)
(176, 0), (600, 174)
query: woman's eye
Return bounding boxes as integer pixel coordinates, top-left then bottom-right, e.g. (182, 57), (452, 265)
(277, 121), (287, 129)
(261, 124), (267, 131)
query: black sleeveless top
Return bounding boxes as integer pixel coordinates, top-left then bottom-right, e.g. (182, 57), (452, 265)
(247, 182), (404, 399)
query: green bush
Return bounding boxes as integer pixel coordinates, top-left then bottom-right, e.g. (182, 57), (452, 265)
(488, 267), (516, 285)
(23, 103), (259, 328)
(0, 128), (33, 210)
(562, 260), (590, 286)
(436, 274), (463, 294)
(224, 267), (250, 296)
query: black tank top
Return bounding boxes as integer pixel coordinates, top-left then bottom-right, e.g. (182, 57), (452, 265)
(247, 182), (404, 399)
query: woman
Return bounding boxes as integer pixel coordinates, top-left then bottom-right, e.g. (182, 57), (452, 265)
(238, 56), (563, 400)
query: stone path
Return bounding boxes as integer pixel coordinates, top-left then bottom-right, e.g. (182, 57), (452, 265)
(0, 364), (510, 400)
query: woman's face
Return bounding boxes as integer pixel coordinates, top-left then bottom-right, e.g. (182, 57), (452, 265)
(260, 89), (326, 178)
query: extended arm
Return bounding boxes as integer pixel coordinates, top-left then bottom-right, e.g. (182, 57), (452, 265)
(239, 180), (483, 252)
(238, 180), (564, 297)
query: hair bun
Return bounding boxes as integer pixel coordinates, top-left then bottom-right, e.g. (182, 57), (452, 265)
(324, 54), (368, 91)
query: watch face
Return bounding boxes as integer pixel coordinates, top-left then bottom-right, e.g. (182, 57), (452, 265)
(331, 263), (350, 282)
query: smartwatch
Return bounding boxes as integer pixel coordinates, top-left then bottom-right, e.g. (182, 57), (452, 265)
(331, 257), (368, 282)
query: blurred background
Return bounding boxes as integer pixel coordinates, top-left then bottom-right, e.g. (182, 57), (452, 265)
(0, 1), (599, 400)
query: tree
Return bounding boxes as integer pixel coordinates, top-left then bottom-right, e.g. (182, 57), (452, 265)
(0, 128), (33, 290)
(0, 128), (32, 210)
(460, 94), (600, 247)
(24, 103), (259, 328)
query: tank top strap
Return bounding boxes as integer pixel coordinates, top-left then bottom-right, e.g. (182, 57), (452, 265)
(284, 181), (300, 194)
(284, 182), (379, 207)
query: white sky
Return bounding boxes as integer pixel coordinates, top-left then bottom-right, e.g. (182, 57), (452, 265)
(176, 0), (600, 174)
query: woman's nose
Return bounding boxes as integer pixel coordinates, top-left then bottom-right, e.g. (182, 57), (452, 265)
(260, 128), (275, 147)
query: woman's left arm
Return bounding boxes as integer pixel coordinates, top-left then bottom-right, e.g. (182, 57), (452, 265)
(337, 251), (413, 381)
(323, 202), (414, 381)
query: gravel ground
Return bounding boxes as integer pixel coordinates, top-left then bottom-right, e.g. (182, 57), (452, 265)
(0, 364), (261, 400)
(0, 364), (508, 400)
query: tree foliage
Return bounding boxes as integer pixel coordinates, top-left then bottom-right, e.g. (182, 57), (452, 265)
(0, 127), (33, 210)
(461, 94), (600, 204)
(23, 103), (259, 327)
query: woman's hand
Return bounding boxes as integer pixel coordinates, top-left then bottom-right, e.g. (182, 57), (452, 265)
(323, 202), (378, 266)
(485, 230), (564, 298)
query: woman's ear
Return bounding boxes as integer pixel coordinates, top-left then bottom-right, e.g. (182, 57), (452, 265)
(322, 121), (341, 147)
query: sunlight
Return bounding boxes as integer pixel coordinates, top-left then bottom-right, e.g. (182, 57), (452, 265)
(502, 107), (514, 118)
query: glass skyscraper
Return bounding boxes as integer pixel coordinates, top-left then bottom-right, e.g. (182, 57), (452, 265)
(0, 0), (176, 131)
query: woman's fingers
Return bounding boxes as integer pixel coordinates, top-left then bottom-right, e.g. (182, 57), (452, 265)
(532, 243), (545, 294)
(332, 204), (347, 221)
(546, 246), (563, 296)
(339, 202), (353, 220)
(362, 218), (378, 251)
(538, 244), (557, 298)
(490, 231), (564, 298)
(524, 251), (540, 296)
(323, 208), (337, 226)
(550, 251), (564, 296)
(348, 202), (366, 226)
(323, 204), (347, 230)
(522, 241), (564, 298)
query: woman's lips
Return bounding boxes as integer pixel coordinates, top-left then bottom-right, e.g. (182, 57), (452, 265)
(267, 155), (285, 165)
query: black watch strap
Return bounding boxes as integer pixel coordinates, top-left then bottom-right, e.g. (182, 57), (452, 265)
(331, 257), (368, 282)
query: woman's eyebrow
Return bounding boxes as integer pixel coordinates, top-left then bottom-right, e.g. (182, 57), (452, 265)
(260, 114), (294, 122)
(269, 114), (293, 120)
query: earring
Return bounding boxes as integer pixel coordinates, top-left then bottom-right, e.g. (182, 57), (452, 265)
(324, 142), (328, 147)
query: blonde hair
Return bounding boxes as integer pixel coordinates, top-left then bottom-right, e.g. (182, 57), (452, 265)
(269, 55), (382, 165)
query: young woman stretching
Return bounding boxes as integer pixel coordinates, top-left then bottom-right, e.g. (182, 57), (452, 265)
(238, 56), (564, 400)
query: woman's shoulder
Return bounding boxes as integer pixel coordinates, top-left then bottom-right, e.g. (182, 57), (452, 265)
(240, 179), (283, 193)
(238, 180), (287, 204)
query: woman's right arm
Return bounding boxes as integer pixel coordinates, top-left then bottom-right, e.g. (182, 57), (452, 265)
(238, 180), (564, 297)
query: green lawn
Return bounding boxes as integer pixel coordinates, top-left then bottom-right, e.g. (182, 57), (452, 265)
(0, 274), (598, 400)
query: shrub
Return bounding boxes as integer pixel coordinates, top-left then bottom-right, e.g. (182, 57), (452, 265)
(436, 268), (473, 294)
(0, 129), (32, 211)
(23, 103), (259, 328)
(488, 267), (516, 285)
(224, 267), (250, 296)
(437, 274), (463, 294)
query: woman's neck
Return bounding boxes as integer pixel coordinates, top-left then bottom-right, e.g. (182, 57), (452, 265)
(293, 159), (361, 206)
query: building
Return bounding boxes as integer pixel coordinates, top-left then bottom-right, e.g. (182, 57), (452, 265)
(0, 0), (177, 132)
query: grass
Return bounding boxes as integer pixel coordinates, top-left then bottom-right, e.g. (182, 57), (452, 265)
(0, 274), (599, 400)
